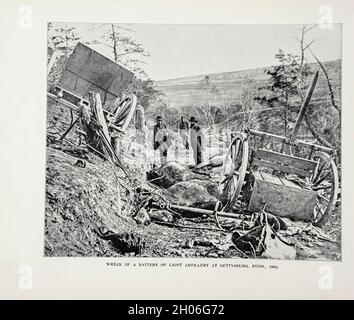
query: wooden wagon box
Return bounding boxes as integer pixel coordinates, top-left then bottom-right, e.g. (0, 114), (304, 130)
(246, 148), (319, 221)
(247, 171), (316, 221)
(57, 42), (134, 109)
(220, 130), (338, 227)
(220, 72), (339, 227)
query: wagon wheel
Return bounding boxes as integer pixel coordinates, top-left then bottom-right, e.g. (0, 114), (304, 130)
(112, 94), (137, 131)
(218, 132), (249, 211)
(311, 151), (339, 227)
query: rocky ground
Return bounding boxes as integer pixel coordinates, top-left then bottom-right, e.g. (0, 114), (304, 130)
(44, 99), (341, 260)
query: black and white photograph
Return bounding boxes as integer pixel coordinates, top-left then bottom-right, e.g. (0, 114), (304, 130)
(45, 22), (342, 261)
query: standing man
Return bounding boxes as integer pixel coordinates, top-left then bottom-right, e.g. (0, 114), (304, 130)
(189, 116), (205, 165)
(153, 115), (170, 165)
(178, 116), (189, 150)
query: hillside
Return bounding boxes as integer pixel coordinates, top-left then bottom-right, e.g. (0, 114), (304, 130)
(44, 56), (342, 261)
(156, 60), (342, 110)
(45, 98), (341, 260)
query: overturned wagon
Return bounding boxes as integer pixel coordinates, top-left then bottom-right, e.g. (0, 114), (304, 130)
(218, 70), (339, 227)
(47, 43), (138, 165)
(218, 129), (339, 227)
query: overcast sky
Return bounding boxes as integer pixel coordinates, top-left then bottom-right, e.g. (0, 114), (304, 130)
(51, 22), (342, 81)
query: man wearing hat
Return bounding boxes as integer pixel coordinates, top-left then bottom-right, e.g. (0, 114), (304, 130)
(153, 115), (170, 165)
(189, 116), (205, 165)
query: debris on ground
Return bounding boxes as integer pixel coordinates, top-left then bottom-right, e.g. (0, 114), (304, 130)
(231, 216), (296, 260)
(94, 227), (145, 256)
(44, 42), (341, 261)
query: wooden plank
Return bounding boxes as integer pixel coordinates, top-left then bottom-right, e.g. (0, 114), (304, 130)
(60, 43), (134, 101)
(247, 129), (333, 153)
(89, 92), (111, 157)
(248, 176), (316, 221)
(55, 86), (90, 107)
(58, 62), (128, 109)
(252, 170), (264, 181)
(289, 71), (319, 140)
(89, 92), (110, 145)
(62, 69), (120, 100)
(103, 109), (115, 117)
(120, 94), (137, 132)
(258, 171), (265, 180)
(47, 92), (80, 112)
(260, 172), (283, 185)
(108, 123), (125, 133)
(252, 158), (313, 177)
(278, 176), (302, 190)
(254, 149), (317, 171)
(64, 43), (134, 94)
(48, 92), (124, 135)
(83, 92), (128, 176)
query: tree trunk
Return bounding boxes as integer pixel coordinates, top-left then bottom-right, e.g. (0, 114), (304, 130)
(111, 24), (118, 62)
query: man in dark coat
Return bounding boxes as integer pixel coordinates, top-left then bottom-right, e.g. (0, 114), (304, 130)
(178, 116), (189, 149)
(153, 116), (169, 165)
(189, 116), (205, 165)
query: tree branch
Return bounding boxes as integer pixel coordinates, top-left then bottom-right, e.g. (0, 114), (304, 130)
(304, 44), (340, 113)
(304, 112), (334, 148)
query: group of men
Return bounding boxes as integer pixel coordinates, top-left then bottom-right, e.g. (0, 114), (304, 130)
(153, 115), (205, 166)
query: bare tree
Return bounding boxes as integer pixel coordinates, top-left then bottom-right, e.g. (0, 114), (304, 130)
(295, 25), (317, 70)
(90, 23), (150, 77)
(294, 25), (340, 150)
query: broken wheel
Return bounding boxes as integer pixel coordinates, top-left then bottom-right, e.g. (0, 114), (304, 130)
(310, 151), (339, 227)
(110, 93), (137, 132)
(218, 132), (249, 211)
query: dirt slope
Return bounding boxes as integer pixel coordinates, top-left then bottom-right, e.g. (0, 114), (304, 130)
(44, 136), (341, 261)
(45, 93), (341, 260)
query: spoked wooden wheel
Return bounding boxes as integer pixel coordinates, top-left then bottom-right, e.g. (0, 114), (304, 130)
(112, 94), (137, 131)
(311, 151), (339, 227)
(218, 132), (249, 211)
